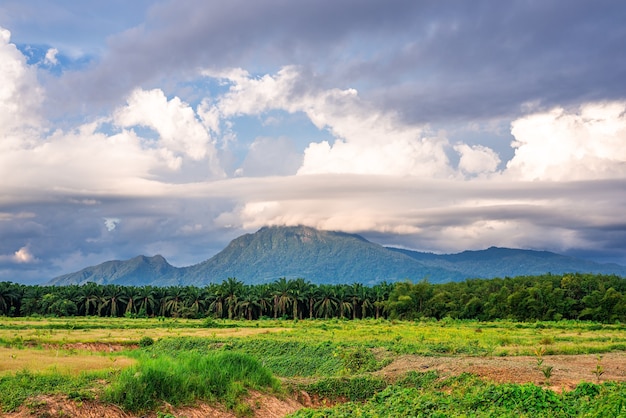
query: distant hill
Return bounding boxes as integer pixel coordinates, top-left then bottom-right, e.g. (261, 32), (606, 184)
(387, 246), (626, 278)
(48, 225), (626, 286)
(49, 255), (181, 286)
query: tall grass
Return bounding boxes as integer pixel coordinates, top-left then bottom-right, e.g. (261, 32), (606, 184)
(105, 351), (279, 413)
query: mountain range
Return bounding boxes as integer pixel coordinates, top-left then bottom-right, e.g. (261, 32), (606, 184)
(48, 225), (626, 286)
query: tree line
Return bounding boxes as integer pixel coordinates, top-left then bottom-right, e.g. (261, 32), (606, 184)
(0, 273), (624, 322)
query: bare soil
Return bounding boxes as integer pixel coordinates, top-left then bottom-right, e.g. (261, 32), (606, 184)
(377, 352), (626, 392)
(4, 352), (625, 417)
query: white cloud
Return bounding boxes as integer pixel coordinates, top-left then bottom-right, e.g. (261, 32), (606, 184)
(104, 217), (120, 231)
(44, 47), (58, 65)
(454, 143), (501, 176)
(207, 66), (455, 177)
(505, 102), (626, 180)
(0, 246), (37, 264)
(0, 26), (43, 148)
(114, 89), (223, 174)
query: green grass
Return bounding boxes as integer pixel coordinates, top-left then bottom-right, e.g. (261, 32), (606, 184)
(0, 370), (105, 412)
(105, 350), (280, 413)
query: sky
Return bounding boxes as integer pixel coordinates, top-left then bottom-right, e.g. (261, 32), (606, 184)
(1, 0), (626, 284)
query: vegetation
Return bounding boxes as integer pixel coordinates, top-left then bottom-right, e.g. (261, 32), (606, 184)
(1, 272), (625, 322)
(290, 372), (626, 417)
(105, 351), (279, 414)
(0, 314), (624, 415)
(0, 273), (625, 415)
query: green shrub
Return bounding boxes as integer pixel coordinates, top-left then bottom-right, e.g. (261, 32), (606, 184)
(335, 346), (379, 374)
(301, 376), (388, 401)
(138, 336), (154, 347)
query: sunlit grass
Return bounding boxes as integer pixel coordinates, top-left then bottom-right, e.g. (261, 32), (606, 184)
(0, 316), (291, 345)
(1, 316), (624, 356)
(0, 347), (135, 376)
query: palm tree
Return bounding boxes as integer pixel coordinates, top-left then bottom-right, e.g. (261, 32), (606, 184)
(290, 278), (311, 320)
(315, 285), (339, 319)
(271, 277), (294, 319)
(20, 285), (45, 316)
(99, 285), (130, 317)
(153, 287), (169, 317)
(75, 283), (102, 316)
(183, 286), (206, 318)
(207, 284), (225, 318)
(372, 281), (393, 319)
(358, 285), (374, 319)
(335, 285), (353, 319)
(222, 278), (243, 320)
(237, 286), (262, 320)
(134, 286), (157, 317)
(163, 286), (187, 317)
(0, 282), (21, 315)
(255, 284), (273, 318)
(304, 284), (321, 319)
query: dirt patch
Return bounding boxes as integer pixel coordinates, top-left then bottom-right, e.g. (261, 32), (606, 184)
(377, 352), (626, 391)
(3, 391), (304, 418)
(42, 342), (138, 352)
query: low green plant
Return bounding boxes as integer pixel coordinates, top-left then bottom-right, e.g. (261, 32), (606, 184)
(541, 365), (554, 386)
(592, 355), (604, 383)
(289, 377), (626, 418)
(335, 346), (379, 374)
(299, 376), (388, 401)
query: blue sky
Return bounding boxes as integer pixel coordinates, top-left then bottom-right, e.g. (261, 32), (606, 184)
(1, 0), (626, 283)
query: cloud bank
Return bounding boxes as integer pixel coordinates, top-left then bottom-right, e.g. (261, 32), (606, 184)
(0, 0), (626, 283)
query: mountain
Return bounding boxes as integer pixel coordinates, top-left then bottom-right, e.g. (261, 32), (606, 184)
(387, 246), (626, 278)
(48, 255), (181, 286)
(47, 226), (626, 286)
(180, 226), (461, 285)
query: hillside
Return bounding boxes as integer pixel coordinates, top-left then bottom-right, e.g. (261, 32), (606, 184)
(181, 226), (460, 285)
(47, 226), (626, 286)
(49, 255), (181, 286)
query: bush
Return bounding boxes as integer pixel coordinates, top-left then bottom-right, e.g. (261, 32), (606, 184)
(138, 336), (154, 347)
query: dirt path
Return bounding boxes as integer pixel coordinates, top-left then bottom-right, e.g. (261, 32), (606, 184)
(377, 352), (626, 391)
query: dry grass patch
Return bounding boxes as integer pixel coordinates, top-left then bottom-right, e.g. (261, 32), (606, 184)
(0, 327), (290, 346)
(0, 347), (135, 376)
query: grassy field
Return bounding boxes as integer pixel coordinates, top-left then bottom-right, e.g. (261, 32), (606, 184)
(0, 316), (625, 416)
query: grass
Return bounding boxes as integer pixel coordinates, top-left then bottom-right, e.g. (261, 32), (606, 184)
(0, 316), (625, 415)
(0, 370), (106, 412)
(105, 350), (280, 413)
(0, 347), (135, 376)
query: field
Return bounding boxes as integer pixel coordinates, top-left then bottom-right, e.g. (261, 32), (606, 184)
(0, 317), (625, 417)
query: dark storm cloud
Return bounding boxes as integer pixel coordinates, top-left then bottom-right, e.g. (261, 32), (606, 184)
(47, 0), (626, 122)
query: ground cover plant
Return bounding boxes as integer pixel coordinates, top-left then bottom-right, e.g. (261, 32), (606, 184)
(289, 372), (626, 417)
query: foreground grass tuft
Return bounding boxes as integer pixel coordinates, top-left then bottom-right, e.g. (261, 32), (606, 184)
(105, 351), (280, 413)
